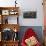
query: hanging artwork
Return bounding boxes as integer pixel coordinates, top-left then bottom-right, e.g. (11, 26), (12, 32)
(23, 11), (37, 18)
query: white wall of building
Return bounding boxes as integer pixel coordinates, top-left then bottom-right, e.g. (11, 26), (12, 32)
(0, 0), (44, 26)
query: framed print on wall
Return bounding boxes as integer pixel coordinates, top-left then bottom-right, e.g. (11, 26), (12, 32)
(23, 11), (37, 18)
(2, 10), (9, 15)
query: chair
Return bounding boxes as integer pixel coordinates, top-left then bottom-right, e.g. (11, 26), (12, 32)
(21, 28), (41, 46)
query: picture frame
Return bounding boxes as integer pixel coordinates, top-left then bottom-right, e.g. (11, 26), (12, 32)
(9, 10), (18, 15)
(2, 10), (9, 15)
(23, 11), (37, 18)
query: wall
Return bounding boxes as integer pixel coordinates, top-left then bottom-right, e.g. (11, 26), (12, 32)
(0, 0), (44, 26)
(18, 0), (44, 26)
(0, 0), (44, 44)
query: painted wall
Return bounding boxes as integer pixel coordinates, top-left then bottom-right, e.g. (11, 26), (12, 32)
(18, 0), (43, 26)
(0, 0), (44, 44)
(0, 0), (43, 26)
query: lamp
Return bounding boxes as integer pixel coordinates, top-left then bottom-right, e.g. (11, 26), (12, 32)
(15, 0), (17, 7)
(14, 28), (17, 32)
